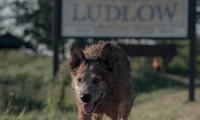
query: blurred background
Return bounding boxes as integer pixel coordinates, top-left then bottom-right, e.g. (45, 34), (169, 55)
(0, 0), (200, 120)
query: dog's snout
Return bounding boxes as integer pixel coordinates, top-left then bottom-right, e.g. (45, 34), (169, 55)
(81, 93), (91, 103)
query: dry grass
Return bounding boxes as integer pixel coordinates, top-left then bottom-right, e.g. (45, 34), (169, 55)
(130, 88), (200, 120)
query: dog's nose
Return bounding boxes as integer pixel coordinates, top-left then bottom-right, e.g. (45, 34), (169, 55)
(81, 93), (91, 103)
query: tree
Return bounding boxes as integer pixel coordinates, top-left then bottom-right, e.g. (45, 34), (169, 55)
(10, 0), (53, 50)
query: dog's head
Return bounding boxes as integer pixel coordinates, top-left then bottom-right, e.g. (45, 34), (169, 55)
(70, 43), (114, 114)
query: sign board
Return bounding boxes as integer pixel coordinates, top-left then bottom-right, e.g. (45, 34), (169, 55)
(61, 0), (189, 38)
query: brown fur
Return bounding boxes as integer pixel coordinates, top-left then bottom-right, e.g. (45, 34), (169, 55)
(70, 41), (134, 120)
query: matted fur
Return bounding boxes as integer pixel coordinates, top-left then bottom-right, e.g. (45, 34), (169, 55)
(70, 41), (134, 120)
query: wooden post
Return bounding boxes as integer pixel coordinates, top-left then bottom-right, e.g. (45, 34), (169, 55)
(188, 0), (196, 101)
(53, 0), (61, 81)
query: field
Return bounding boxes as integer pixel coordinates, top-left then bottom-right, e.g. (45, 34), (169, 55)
(0, 49), (200, 120)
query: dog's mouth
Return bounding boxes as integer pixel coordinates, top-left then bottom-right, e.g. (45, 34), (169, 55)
(82, 94), (103, 114)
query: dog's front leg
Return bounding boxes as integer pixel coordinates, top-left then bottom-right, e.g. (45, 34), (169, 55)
(93, 113), (103, 120)
(105, 109), (118, 120)
(78, 111), (92, 120)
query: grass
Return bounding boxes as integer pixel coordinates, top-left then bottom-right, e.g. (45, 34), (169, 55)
(130, 88), (200, 120)
(0, 49), (200, 120)
(0, 49), (52, 113)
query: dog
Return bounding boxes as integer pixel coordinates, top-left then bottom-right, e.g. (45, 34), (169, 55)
(70, 41), (134, 120)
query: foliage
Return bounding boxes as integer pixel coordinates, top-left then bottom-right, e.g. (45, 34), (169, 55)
(0, 49), (77, 119)
(17, 108), (26, 120)
(156, 40), (190, 77)
(10, 0), (53, 49)
(165, 56), (189, 76)
(0, 49), (52, 114)
(0, 49), (199, 120)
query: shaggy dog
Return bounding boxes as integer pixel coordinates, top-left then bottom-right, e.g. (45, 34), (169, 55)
(70, 41), (134, 120)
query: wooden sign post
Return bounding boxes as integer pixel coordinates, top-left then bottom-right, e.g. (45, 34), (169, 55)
(188, 0), (196, 101)
(53, 0), (61, 81)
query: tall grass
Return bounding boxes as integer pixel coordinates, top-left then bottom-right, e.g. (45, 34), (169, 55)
(0, 49), (196, 120)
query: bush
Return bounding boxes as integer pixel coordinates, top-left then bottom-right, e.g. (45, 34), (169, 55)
(165, 56), (189, 76)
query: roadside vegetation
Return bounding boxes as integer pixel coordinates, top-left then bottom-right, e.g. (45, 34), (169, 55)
(0, 49), (199, 120)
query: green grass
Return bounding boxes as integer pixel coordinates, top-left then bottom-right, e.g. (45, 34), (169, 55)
(0, 50), (52, 113)
(0, 49), (200, 120)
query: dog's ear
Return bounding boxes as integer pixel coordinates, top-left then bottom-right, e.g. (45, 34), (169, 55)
(70, 43), (85, 69)
(97, 43), (114, 72)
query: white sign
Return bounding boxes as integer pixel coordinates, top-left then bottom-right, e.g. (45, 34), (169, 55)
(61, 0), (188, 38)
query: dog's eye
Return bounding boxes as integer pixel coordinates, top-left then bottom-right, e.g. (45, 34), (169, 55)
(77, 78), (82, 82)
(93, 78), (101, 84)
